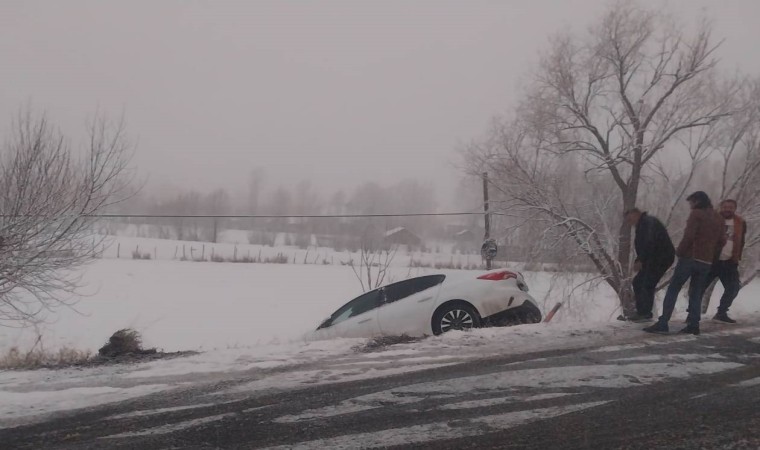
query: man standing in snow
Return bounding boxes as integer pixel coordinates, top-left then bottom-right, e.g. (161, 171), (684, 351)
(644, 191), (726, 335)
(702, 199), (747, 324)
(623, 208), (675, 322)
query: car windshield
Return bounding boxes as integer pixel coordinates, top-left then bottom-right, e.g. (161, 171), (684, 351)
(320, 289), (383, 329)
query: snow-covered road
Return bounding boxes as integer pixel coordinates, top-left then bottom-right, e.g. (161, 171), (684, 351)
(2, 319), (760, 449)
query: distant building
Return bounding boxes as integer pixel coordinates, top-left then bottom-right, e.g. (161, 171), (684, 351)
(453, 229), (479, 254)
(453, 229), (476, 242)
(384, 227), (422, 248)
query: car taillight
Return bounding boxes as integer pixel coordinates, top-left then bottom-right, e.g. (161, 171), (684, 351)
(477, 271), (518, 281)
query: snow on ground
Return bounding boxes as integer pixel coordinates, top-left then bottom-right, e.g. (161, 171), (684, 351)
(263, 402), (611, 450)
(0, 322), (609, 426)
(4, 315), (760, 428)
(266, 358), (742, 425)
(102, 413), (237, 439)
(0, 384), (171, 425)
(0, 259), (368, 353)
(733, 377), (760, 387)
(0, 252), (640, 354)
(1, 237), (760, 428)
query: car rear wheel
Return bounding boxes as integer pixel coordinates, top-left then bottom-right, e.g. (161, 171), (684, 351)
(433, 303), (481, 335)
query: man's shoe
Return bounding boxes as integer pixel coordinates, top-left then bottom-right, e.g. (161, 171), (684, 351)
(618, 313), (654, 323)
(713, 313), (737, 324)
(643, 322), (669, 334)
(627, 313), (654, 323)
(679, 326), (700, 335)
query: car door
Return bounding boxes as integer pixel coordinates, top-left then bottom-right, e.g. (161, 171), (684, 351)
(377, 275), (445, 336)
(317, 288), (384, 338)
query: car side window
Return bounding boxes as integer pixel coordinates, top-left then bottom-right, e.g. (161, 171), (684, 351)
(328, 289), (383, 327)
(384, 275), (445, 304)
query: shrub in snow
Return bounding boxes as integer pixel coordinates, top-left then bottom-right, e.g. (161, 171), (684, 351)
(131, 250), (151, 260)
(98, 328), (156, 357)
(264, 253), (289, 264)
(0, 345), (92, 370)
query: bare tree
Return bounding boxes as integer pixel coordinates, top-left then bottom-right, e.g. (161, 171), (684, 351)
(247, 168), (266, 232)
(163, 191), (203, 241)
(0, 111), (133, 326)
(698, 79), (760, 310)
(205, 188), (231, 243)
(265, 186), (293, 234)
(467, 2), (737, 315)
(713, 79), (760, 282)
(346, 233), (397, 292)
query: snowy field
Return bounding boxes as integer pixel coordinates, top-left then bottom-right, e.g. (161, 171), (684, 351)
(2, 237), (760, 353)
(0, 256), (613, 353)
(2, 237), (760, 428)
(96, 229), (485, 270)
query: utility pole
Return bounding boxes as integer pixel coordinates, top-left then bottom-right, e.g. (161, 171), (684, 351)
(483, 172), (492, 270)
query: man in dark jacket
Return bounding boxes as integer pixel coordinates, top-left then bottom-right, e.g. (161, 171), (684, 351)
(644, 191), (726, 335)
(623, 208), (675, 322)
(702, 199), (747, 323)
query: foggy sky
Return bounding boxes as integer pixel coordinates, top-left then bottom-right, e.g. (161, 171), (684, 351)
(2, 0), (759, 204)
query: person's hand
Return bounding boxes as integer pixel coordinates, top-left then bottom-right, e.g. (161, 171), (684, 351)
(633, 261), (642, 272)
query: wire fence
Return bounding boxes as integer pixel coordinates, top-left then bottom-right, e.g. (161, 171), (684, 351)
(85, 209), (517, 270)
(86, 211), (502, 219)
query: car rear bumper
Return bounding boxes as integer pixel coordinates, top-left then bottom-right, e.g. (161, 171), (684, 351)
(483, 300), (543, 326)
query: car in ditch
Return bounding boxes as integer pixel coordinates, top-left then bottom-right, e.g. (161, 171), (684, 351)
(310, 269), (542, 339)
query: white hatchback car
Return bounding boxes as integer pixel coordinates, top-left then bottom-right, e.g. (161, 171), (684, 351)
(311, 269), (542, 339)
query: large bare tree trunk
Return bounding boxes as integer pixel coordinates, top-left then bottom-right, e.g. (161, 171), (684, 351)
(617, 216), (635, 315)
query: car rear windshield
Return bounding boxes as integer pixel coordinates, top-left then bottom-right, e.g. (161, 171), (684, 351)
(384, 275), (446, 303)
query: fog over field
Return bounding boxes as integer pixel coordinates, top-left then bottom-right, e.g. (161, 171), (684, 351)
(3, 2), (760, 446)
(2, 1), (759, 204)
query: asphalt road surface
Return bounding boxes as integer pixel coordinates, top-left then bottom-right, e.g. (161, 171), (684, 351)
(3, 321), (760, 449)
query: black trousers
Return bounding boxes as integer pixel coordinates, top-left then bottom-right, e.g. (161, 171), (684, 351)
(704, 260), (742, 314)
(633, 261), (672, 316)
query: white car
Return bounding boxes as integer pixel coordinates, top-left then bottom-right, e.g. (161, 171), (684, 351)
(311, 269), (542, 339)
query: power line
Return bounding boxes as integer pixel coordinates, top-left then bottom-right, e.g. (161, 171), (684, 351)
(85, 211), (505, 219)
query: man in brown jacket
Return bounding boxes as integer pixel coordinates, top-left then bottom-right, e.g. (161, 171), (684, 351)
(702, 199), (747, 323)
(644, 191), (726, 335)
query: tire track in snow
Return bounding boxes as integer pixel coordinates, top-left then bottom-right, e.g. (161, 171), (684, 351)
(263, 402), (609, 450)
